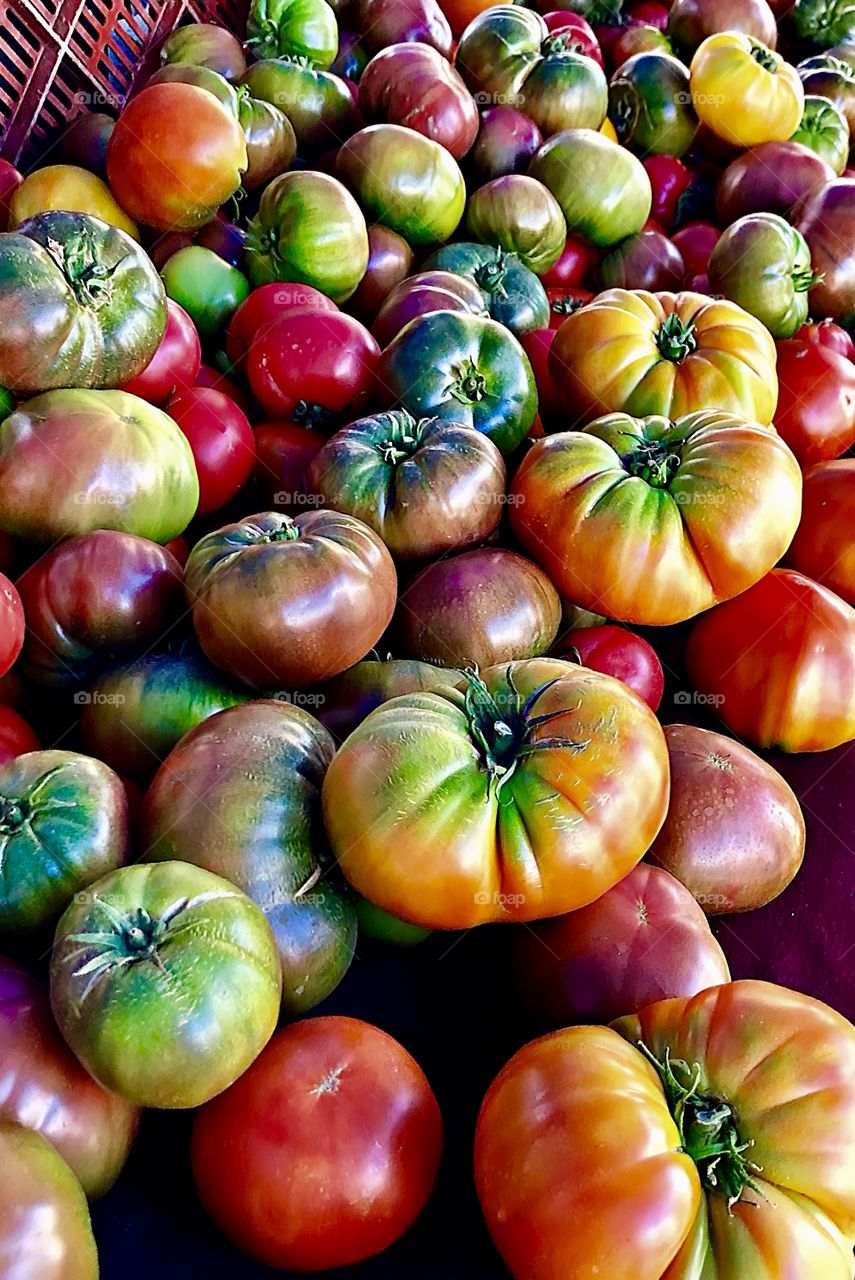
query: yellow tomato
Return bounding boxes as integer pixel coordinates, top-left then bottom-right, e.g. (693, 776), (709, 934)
(690, 32), (804, 148)
(9, 165), (139, 240)
(599, 115), (618, 142)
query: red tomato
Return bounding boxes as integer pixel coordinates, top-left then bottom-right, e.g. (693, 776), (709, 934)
(192, 1017), (443, 1271)
(253, 421), (328, 511)
(541, 12), (604, 66)
(796, 319), (855, 361)
(519, 327), (562, 430)
(226, 282), (338, 368)
(786, 459), (855, 605)
(774, 338), (855, 465)
(0, 573), (24, 678)
(166, 387), (256, 516)
(540, 234), (598, 289)
(672, 221), (721, 281)
(119, 300), (201, 405)
(627, 0), (670, 28)
(162, 535), (190, 568)
(0, 706), (40, 764)
(247, 311), (380, 424)
(193, 364), (254, 418)
(553, 624), (664, 710)
(545, 286), (594, 329)
(643, 155), (691, 231)
(0, 160), (22, 232)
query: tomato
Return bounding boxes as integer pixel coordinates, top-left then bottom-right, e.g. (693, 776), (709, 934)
(774, 337), (855, 464)
(186, 510), (397, 688)
(786, 459), (855, 602)
(599, 228), (684, 290)
(0, 389), (199, 545)
(323, 657), (669, 928)
(358, 43), (479, 159)
(0, 159), (23, 230)
(160, 246), (249, 342)
(159, 21), (247, 79)
(609, 51), (698, 155)
(165, 386), (255, 515)
(356, 897), (433, 945)
(463, 175), (565, 276)
(15, 531), (182, 689)
(545, 285), (593, 327)
(0, 750), (130, 945)
(226, 280), (337, 368)
(332, 29), (369, 80)
(119, 299), (201, 405)
(357, 0), (452, 54)
(708, 213), (815, 339)
(246, 0), (338, 66)
(799, 54), (855, 136)
(690, 33), (804, 148)
(247, 310), (379, 424)
(252, 421), (328, 510)
(511, 411), (800, 625)
(668, 0), (778, 57)
(192, 1017), (443, 1269)
(553, 624), (663, 709)
(0, 707), (39, 764)
(194, 364), (253, 416)
(424, 241), (550, 335)
(237, 90), (297, 191)
(476, 981), (855, 1280)
(0, 1123), (98, 1280)
(513, 863), (730, 1025)
(518, 329), (561, 432)
(793, 178), (855, 324)
(649, 724), (805, 914)
(308, 411), (506, 560)
(542, 11), (603, 66)
(0, 959), (138, 1197)
(107, 84), (247, 231)
(469, 106), (543, 183)
(529, 128), (652, 247)
(50, 861), (280, 1108)
(245, 170), (368, 301)
(0, 574), (23, 679)
(377, 310), (538, 454)
(316, 656), (464, 740)
(549, 289), (779, 425)
(793, 95), (850, 174)
(609, 23), (672, 71)
(797, 317), (855, 358)
(242, 59), (355, 155)
(687, 568), (855, 751)
(540, 233), (599, 288)
(337, 124), (466, 246)
(670, 219), (720, 277)
(347, 225), (414, 322)
(371, 269), (488, 348)
(9, 164), (138, 239)
(396, 548), (562, 668)
(716, 139), (833, 225)
(0, 210), (166, 394)
(787, 0), (855, 54)
(643, 155), (692, 229)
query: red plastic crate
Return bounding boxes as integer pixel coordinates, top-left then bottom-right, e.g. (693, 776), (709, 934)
(0, 0), (248, 169)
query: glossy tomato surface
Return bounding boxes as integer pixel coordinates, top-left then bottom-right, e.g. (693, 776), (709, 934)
(166, 386), (255, 515)
(0, 573), (23, 678)
(119, 300), (201, 405)
(0, 707), (39, 764)
(786, 459), (855, 603)
(552, 624), (664, 710)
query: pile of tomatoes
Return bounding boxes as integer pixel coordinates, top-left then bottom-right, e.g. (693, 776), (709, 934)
(3, 0), (855, 1275)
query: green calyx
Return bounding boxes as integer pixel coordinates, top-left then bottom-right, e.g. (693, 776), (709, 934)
(375, 411), (425, 465)
(551, 295), (587, 319)
(474, 253), (509, 298)
(750, 42), (779, 73)
(292, 399), (336, 431)
(621, 437), (682, 488)
(656, 311), (698, 362)
(638, 1042), (764, 1211)
(260, 515), (301, 542)
(463, 667), (589, 795)
(46, 231), (117, 309)
(447, 358), (487, 405)
(541, 31), (587, 58)
(792, 266), (823, 292)
(0, 796), (28, 834)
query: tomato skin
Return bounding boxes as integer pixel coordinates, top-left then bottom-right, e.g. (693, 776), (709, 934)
(797, 318), (855, 359)
(424, 241), (550, 335)
(540, 233), (599, 288)
(513, 863), (730, 1025)
(160, 21), (247, 79)
(0, 573), (24, 678)
(358, 43), (479, 159)
(161, 246), (250, 342)
(252, 421), (328, 511)
(247, 311), (380, 422)
(193, 364), (254, 417)
(609, 51), (698, 156)
(166, 386), (256, 515)
(644, 155), (692, 229)
(468, 106), (543, 183)
(371, 269), (487, 348)
(786, 459), (855, 604)
(668, 0), (778, 57)
(347, 225), (414, 322)
(119, 299), (201, 405)
(0, 707), (39, 764)
(774, 338), (855, 464)
(686, 568), (855, 752)
(463, 175), (566, 275)
(553, 624), (664, 710)
(529, 129), (652, 248)
(192, 1017), (443, 1270)
(598, 229), (684, 291)
(671, 220), (720, 277)
(245, 0), (338, 67)
(690, 33), (804, 148)
(226, 281), (338, 368)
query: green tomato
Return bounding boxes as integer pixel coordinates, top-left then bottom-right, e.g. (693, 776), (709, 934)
(463, 175), (565, 276)
(356, 896), (433, 946)
(161, 246), (249, 343)
(791, 95), (850, 174)
(529, 128), (652, 248)
(787, 0), (855, 55)
(242, 58), (355, 155)
(708, 213), (817, 339)
(423, 242), (549, 335)
(49, 861), (282, 1109)
(609, 51), (699, 156)
(247, 0), (339, 68)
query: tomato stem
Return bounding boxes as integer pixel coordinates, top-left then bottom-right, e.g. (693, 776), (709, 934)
(474, 253), (509, 299)
(0, 797), (28, 834)
(621, 438), (682, 487)
(656, 312), (697, 362)
(447, 359), (487, 405)
(750, 42), (778, 73)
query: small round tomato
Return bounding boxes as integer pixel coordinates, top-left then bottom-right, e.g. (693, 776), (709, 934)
(226, 282), (338, 368)
(796, 318), (855, 360)
(671, 220), (721, 278)
(161, 246), (250, 343)
(166, 386), (255, 515)
(247, 311), (379, 425)
(774, 337), (855, 464)
(0, 707), (39, 764)
(552, 624), (664, 710)
(192, 1017), (443, 1271)
(119, 300), (201, 405)
(0, 573), (24, 678)
(540, 234), (599, 288)
(643, 155), (692, 228)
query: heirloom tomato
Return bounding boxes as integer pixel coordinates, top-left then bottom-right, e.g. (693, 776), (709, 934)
(159, 22), (247, 79)
(0, 574), (23, 679)
(358, 43), (479, 159)
(371, 270), (488, 348)
(793, 177), (855, 323)
(799, 54), (855, 135)
(774, 337), (855, 464)
(787, 0), (855, 54)
(549, 289), (778, 425)
(317, 657), (464, 741)
(347, 225), (413, 321)
(670, 220), (720, 276)
(553, 624), (663, 710)
(667, 0), (778, 56)
(786, 459), (855, 603)
(357, 0), (453, 55)
(9, 165), (138, 239)
(797, 317), (855, 358)
(119, 300), (201, 405)
(322, 657), (669, 929)
(540, 232), (598, 287)
(463, 175), (566, 275)
(226, 280), (337, 367)
(246, 0), (338, 66)
(599, 228), (684, 290)
(529, 127), (652, 247)
(792, 95), (850, 173)
(546, 286), (592, 326)
(541, 11), (603, 66)
(252, 421), (327, 509)
(160, 246), (249, 342)
(708, 213), (816, 339)
(689, 32), (804, 148)
(242, 58), (355, 154)
(423, 242), (549, 335)
(166, 386), (255, 514)
(715, 140), (833, 224)
(609, 51), (698, 155)
(246, 310), (379, 423)
(644, 154), (692, 228)
(469, 106), (543, 182)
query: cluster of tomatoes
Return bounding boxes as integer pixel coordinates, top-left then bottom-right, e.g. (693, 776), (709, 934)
(3, 0), (855, 1275)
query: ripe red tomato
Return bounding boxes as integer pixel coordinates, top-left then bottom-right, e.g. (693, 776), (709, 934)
(774, 338), (855, 465)
(192, 1017), (443, 1271)
(119, 300), (201, 405)
(627, 0), (670, 28)
(162, 535), (190, 568)
(545, 286), (593, 328)
(643, 155), (692, 231)
(247, 311), (380, 424)
(0, 706), (40, 764)
(166, 387), (255, 515)
(796, 319), (855, 361)
(193, 364), (254, 418)
(0, 573), (24, 678)
(553, 624), (664, 711)
(541, 12), (604, 67)
(540, 234), (598, 289)
(252, 421), (328, 510)
(671, 221), (721, 280)
(226, 282), (338, 368)
(786, 459), (855, 605)
(519, 327), (562, 429)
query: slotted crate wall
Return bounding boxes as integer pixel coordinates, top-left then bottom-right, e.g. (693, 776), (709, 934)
(0, 0), (248, 169)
